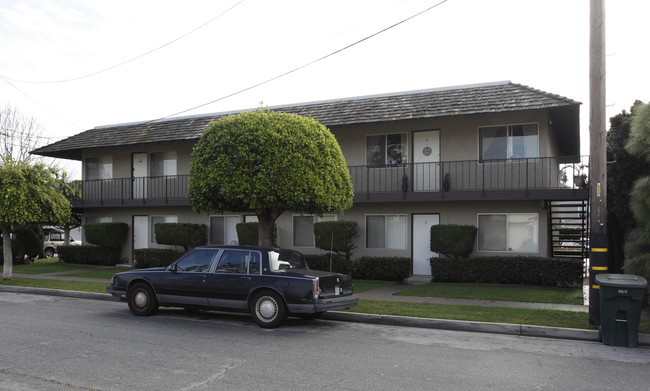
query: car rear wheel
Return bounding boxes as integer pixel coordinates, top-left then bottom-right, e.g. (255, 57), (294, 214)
(44, 248), (55, 258)
(128, 282), (158, 316)
(250, 290), (287, 328)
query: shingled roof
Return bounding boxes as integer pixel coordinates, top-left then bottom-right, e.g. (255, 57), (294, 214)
(32, 81), (581, 160)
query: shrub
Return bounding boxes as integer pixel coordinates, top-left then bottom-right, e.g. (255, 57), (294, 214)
(154, 223), (207, 251)
(430, 256), (584, 286)
(84, 223), (129, 250)
(352, 257), (411, 281)
(430, 224), (477, 259)
(0, 239), (26, 264)
(15, 229), (42, 259)
(57, 245), (120, 266)
(236, 222), (258, 246)
(304, 254), (410, 281)
(305, 253), (352, 274)
(314, 221), (358, 260)
(134, 248), (184, 268)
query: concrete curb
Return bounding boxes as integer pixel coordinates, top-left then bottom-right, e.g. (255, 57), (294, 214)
(0, 285), (118, 302)
(2, 285), (648, 346)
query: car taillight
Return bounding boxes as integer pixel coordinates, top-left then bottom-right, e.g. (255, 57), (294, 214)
(313, 277), (320, 299)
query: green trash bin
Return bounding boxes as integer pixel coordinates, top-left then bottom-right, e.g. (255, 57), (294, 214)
(595, 274), (647, 347)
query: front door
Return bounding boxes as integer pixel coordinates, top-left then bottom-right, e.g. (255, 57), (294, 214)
(413, 130), (440, 191)
(132, 215), (148, 264)
(412, 214), (439, 276)
(132, 153), (147, 199)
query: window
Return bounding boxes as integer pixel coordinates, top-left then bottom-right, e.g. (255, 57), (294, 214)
(477, 213), (538, 252)
(366, 133), (407, 165)
(175, 249), (216, 272)
(293, 215), (336, 247)
(85, 156), (113, 180)
(150, 151), (177, 177)
(210, 216), (241, 245)
(479, 123), (538, 161)
(85, 216), (112, 224)
(366, 214), (407, 249)
(151, 215), (177, 244)
(215, 250), (261, 274)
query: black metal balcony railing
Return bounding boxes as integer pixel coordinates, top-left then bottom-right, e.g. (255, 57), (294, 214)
(348, 156), (590, 194)
(70, 156), (589, 206)
(72, 175), (190, 206)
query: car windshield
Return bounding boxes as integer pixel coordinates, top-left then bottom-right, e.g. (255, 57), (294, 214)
(269, 249), (308, 271)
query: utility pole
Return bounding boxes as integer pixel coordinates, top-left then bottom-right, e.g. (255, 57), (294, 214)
(588, 0), (608, 325)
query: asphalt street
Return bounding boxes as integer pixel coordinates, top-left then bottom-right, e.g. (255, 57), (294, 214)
(1, 291), (649, 391)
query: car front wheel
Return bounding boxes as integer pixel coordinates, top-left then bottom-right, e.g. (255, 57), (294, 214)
(250, 290), (287, 328)
(127, 282), (159, 316)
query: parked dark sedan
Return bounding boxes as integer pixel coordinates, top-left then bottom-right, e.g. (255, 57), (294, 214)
(107, 246), (359, 328)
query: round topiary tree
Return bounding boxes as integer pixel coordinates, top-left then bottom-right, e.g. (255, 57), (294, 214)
(189, 108), (354, 246)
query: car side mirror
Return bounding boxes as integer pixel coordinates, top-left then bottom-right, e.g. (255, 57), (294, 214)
(168, 264), (179, 273)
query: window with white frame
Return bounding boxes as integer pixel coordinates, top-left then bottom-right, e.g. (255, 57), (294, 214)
(366, 214), (407, 249)
(210, 215), (241, 245)
(479, 123), (538, 161)
(150, 151), (177, 177)
(85, 156), (113, 180)
(151, 215), (178, 244)
(366, 133), (408, 165)
(293, 215), (336, 247)
(85, 216), (112, 224)
(477, 213), (538, 252)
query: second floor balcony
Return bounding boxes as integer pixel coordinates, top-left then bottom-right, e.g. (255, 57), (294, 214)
(71, 156), (589, 208)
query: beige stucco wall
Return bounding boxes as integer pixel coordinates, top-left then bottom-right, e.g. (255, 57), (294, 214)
(333, 109), (554, 166)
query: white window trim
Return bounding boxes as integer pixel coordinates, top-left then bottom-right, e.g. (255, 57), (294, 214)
(477, 122), (539, 163)
(209, 215), (242, 245)
(476, 213), (539, 253)
(365, 213), (407, 250)
(292, 214), (337, 248)
(151, 215), (178, 244)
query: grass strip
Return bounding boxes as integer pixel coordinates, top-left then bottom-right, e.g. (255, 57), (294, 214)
(395, 283), (584, 305)
(347, 300), (650, 334)
(353, 280), (396, 293)
(0, 278), (108, 294)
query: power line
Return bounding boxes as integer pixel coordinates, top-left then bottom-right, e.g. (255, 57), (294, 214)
(0, 0), (245, 84)
(156, 0), (449, 121)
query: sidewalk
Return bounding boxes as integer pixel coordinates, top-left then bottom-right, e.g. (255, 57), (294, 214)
(2, 269), (649, 345)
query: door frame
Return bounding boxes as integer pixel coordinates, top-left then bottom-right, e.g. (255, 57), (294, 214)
(411, 213), (440, 276)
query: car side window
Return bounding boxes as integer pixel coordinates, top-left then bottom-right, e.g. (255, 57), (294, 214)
(249, 252), (261, 275)
(216, 250), (248, 274)
(175, 250), (216, 272)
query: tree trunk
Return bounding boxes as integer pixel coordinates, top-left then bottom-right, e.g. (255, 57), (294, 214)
(64, 227), (71, 245)
(257, 210), (282, 247)
(2, 225), (13, 280)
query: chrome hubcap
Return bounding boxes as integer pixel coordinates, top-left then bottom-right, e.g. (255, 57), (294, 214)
(258, 297), (277, 320)
(134, 291), (148, 308)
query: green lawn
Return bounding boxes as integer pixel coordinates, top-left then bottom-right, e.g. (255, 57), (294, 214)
(0, 277), (108, 293)
(2, 258), (103, 274)
(395, 283), (584, 305)
(346, 299), (600, 330)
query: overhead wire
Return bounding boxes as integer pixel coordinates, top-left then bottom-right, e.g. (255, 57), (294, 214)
(0, 0), (245, 84)
(154, 0), (449, 121)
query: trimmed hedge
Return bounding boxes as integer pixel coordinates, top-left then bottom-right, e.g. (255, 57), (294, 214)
(154, 223), (207, 251)
(15, 229), (42, 259)
(236, 222), (258, 246)
(84, 223), (129, 250)
(134, 248), (184, 268)
(305, 254), (410, 281)
(430, 256), (584, 287)
(314, 221), (358, 260)
(0, 239), (26, 264)
(57, 245), (120, 266)
(430, 224), (477, 259)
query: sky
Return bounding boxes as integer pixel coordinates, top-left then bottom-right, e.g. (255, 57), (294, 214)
(1, 0), (649, 179)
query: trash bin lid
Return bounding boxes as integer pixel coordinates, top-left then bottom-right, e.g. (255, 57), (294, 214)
(595, 273), (648, 288)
